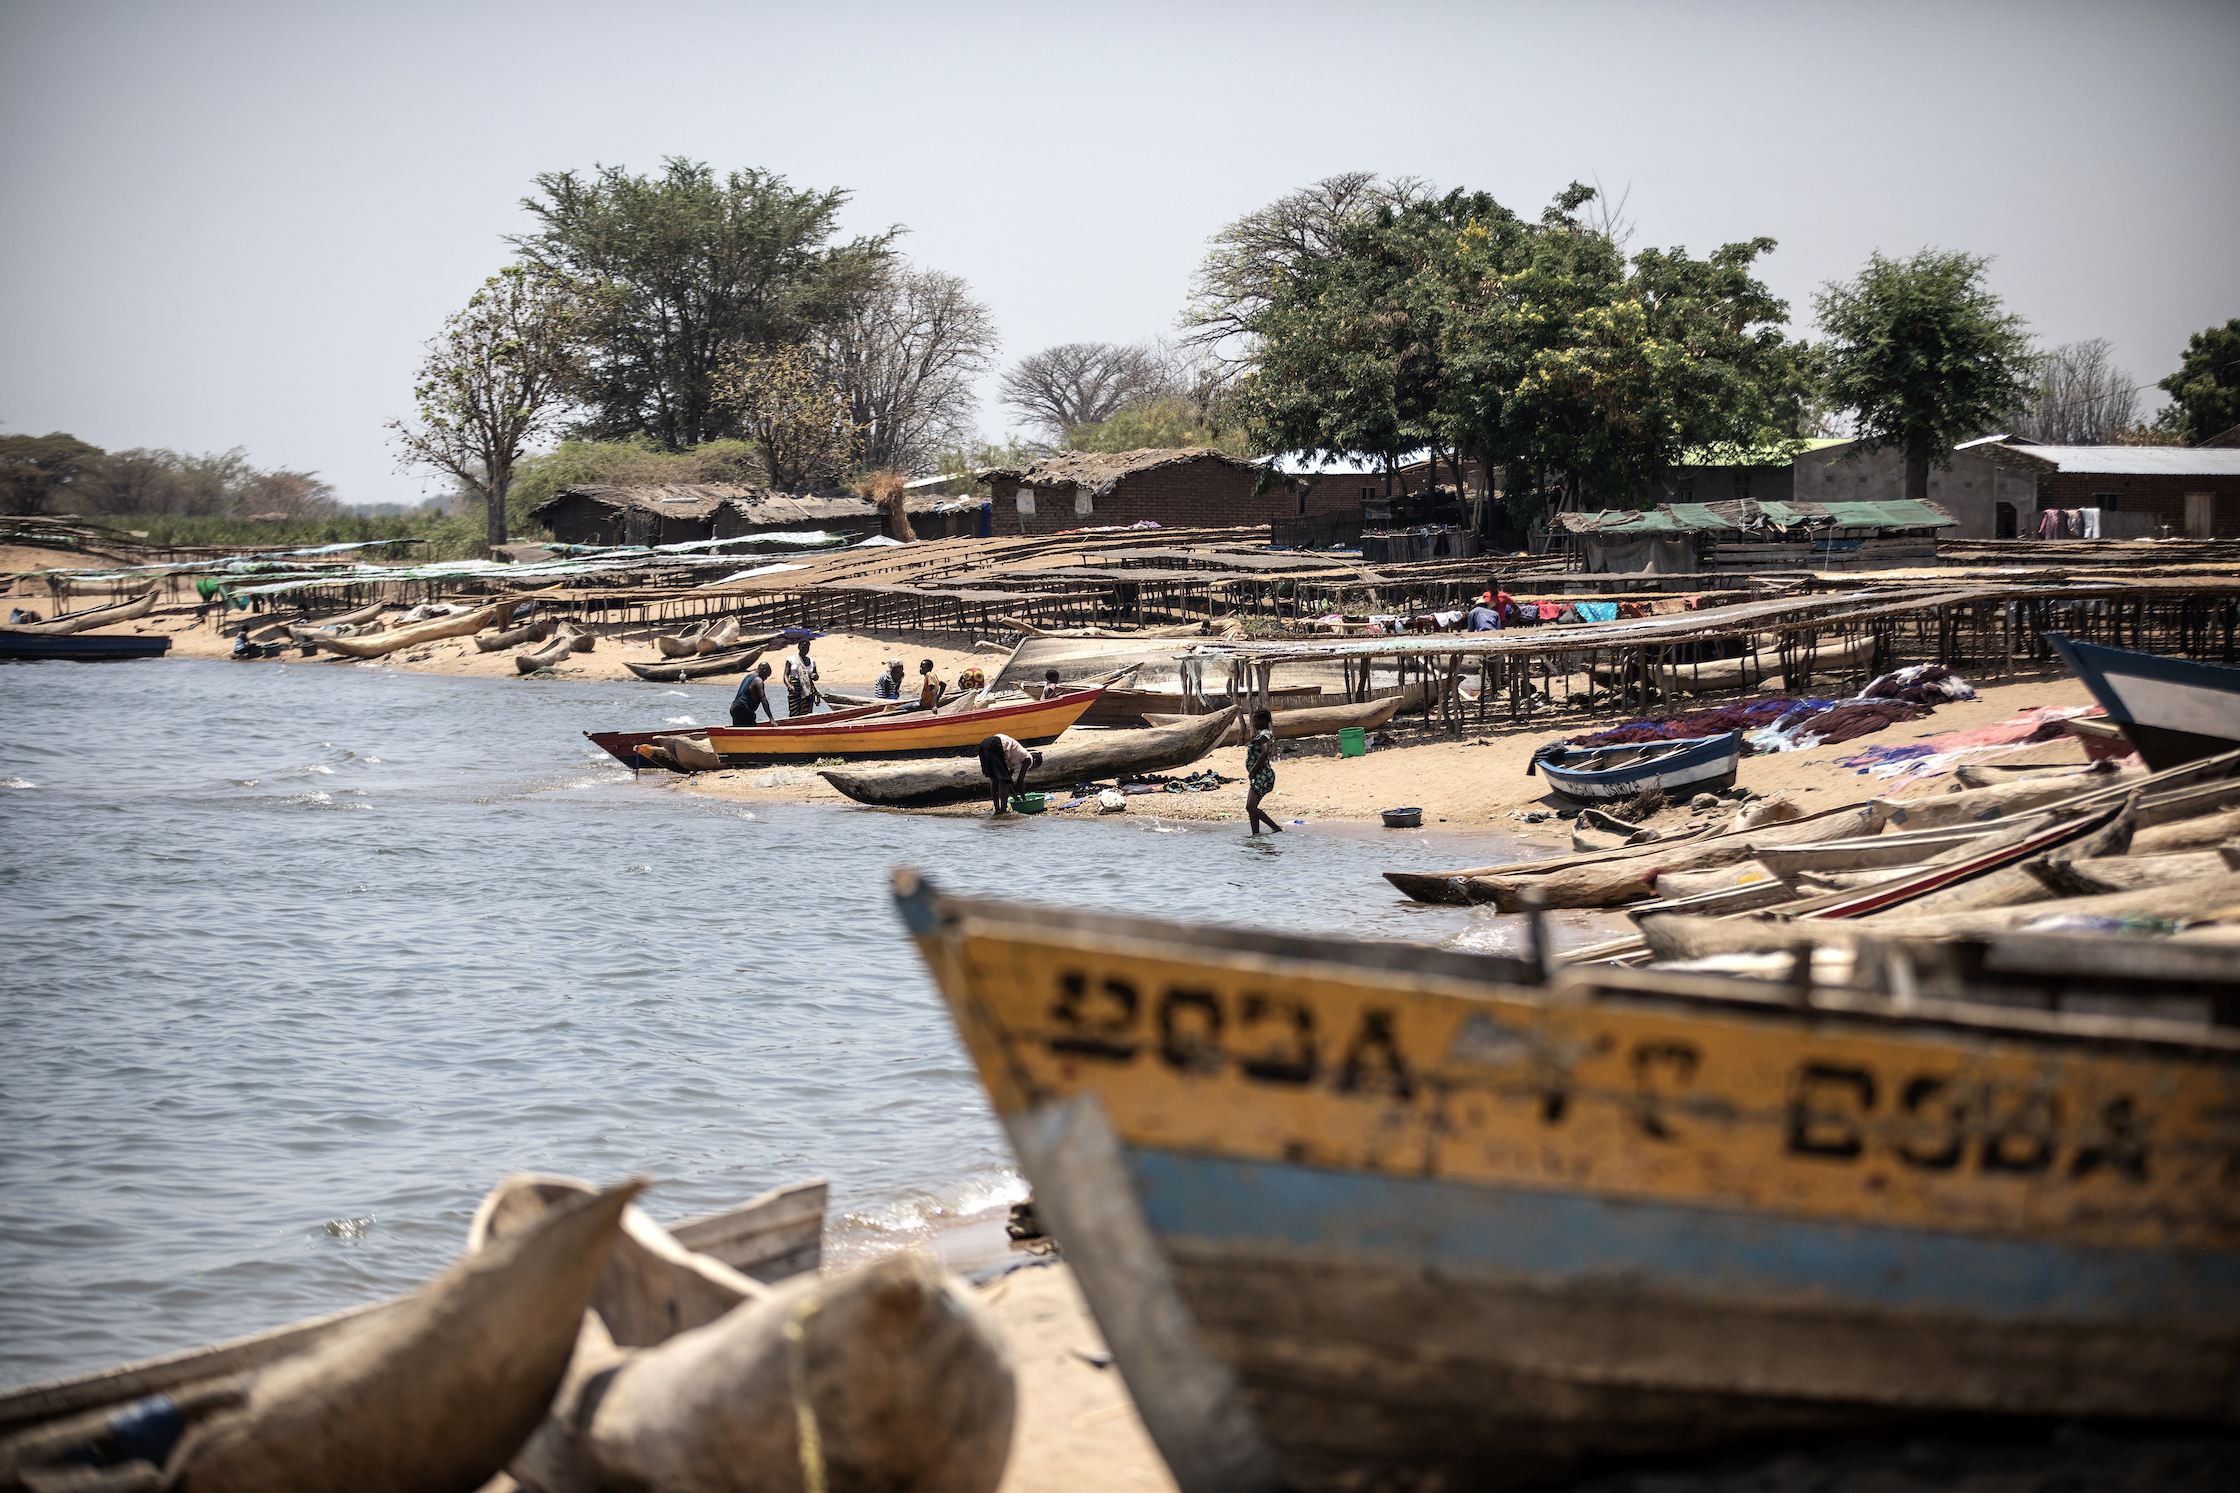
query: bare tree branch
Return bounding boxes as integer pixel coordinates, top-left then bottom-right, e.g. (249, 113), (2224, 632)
(998, 341), (1174, 441)
(820, 265), (999, 475)
(2015, 337), (2141, 443)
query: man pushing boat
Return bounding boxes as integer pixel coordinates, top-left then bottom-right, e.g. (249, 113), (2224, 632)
(731, 662), (776, 727)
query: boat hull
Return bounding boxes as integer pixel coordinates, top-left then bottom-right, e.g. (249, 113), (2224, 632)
(1539, 730), (1741, 802)
(0, 630), (171, 662)
(903, 880), (2240, 1490)
(2046, 633), (2240, 772)
(823, 708), (1237, 808)
(588, 687), (1107, 768)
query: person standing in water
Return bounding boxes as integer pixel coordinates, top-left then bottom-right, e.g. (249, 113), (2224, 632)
(1244, 708), (1282, 834)
(783, 638), (821, 716)
(731, 661), (776, 727)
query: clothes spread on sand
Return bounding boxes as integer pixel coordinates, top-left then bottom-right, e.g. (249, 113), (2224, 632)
(1787, 699), (1931, 745)
(1830, 705), (2107, 780)
(1861, 664), (1978, 706)
(1566, 696), (1831, 750)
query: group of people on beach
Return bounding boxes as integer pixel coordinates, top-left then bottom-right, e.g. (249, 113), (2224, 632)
(728, 641), (956, 727)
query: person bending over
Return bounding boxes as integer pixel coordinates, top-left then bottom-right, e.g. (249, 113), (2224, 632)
(1245, 708), (1282, 835)
(979, 733), (1041, 815)
(731, 662), (777, 727)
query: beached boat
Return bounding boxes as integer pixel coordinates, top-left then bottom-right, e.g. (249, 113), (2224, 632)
(622, 641), (773, 682)
(1142, 695), (1402, 745)
(0, 629), (171, 662)
(603, 704), (892, 770)
(2046, 633), (2240, 771)
(1535, 730), (1741, 802)
(1075, 683), (1325, 728)
(821, 708), (1237, 809)
(588, 687), (1110, 770)
(0, 590), (156, 635)
(317, 602), (512, 659)
(895, 870), (2240, 1492)
(0, 1177), (827, 1453)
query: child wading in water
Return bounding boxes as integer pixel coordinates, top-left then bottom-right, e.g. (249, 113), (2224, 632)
(1244, 708), (1282, 835)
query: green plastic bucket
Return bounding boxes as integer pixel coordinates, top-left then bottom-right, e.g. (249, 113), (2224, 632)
(1009, 792), (1048, 814)
(1337, 727), (1368, 758)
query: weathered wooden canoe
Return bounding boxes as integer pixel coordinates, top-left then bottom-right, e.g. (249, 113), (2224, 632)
(1751, 820), (2009, 877)
(0, 590), (156, 635)
(0, 1179), (827, 1442)
(896, 871), (2240, 1492)
(1143, 695), (1401, 745)
(2048, 632), (2240, 772)
(1537, 731), (1742, 803)
(318, 602), (512, 658)
(0, 630), (171, 662)
(822, 707), (1237, 809)
(1076, 683), (1323, 728)
(622, 642), (772, 682)
(514, 628), (579, 674)
(1586, 632), (1877, 694)
(474, 619), (543, 652)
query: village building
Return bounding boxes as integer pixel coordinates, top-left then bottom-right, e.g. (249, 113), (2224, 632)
(1977, 443), (2240, 539)
(978, 448), (1341, 538)
(1787, 435), (2040, 540)
(527, 484), (984, 548)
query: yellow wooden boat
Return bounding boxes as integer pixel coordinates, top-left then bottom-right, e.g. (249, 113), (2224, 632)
(896, 870), (2240, 1492)
(590, 686), (1109, 768)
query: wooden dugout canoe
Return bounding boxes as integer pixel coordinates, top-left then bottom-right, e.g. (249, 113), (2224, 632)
(1143, 695), (1401, 745)
(1075, 683), (1324, 728)
(821, 707), (1237, 809)
(622, 641), (774, 682)
(0, 590), (156, 635)
(317, 602), (512, 658)
(0, 1180), (828, 1441)
(895, 870), (2240, 1493)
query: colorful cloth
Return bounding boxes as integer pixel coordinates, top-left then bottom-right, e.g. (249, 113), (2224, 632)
(1574, 602), (1619, 623)
(1246, 729), (1276, 794)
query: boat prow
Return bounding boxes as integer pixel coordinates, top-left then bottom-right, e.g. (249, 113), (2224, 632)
(2046, 632), (2240, 771)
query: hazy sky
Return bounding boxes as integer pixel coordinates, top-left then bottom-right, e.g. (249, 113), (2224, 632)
(4, 0), (2235, 507)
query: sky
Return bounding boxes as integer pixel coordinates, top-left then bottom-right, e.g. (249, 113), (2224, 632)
(4, 0), (2236, 508)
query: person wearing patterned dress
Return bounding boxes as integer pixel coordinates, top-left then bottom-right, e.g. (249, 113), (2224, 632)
(1244, 708), (1281, 835)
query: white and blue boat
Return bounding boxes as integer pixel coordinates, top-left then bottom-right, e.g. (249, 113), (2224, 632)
(899, 872), (2240, 1492)
(2046, 632), (2240, 772)
(1533, 729), (1741, 802)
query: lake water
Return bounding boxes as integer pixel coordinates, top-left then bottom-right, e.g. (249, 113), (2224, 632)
(0, 657), (1591, 1389)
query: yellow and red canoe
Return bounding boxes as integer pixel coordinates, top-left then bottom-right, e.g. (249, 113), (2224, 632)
(586, 685), (1108, 767)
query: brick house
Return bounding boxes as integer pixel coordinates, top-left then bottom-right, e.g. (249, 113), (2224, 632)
(978, 448), (1338, 537)
(1978, 445), (2240, 539)
(529, 484), (978, 547)
(1790, 435), (2036, 540)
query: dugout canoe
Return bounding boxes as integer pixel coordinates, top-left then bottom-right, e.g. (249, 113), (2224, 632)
(1142, 695), (1402, 745)
(2046, 632), (2240, 772)
(0, 590), (156, 635)
(1536, 731), (1742, 803)
(589, 688), (1110, 770)
(895, 869), (2240, 1492)
(622, 641), (776, 682)
(317, 602), (512, 658)
(0, 630), (171, 662)
(1076, 683), (1323, 728)
(820, 706), (1237, 809)
(0, 1179), (827, 1442)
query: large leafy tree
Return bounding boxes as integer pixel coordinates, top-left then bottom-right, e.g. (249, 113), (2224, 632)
(1236, 185), (1800, 522)
(2157, 318), (2240, 443)
(714, 343), (859, 491)
(389, 266), (582, 554)
(1813, 249), (2035, 500)
(512, 159), (895, 449)
(1, 432), (105, 516)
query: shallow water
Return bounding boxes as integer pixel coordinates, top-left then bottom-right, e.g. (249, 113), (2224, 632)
(0, 657), (1602, 1388)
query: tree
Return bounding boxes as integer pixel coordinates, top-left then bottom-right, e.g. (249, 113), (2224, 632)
(0, 432), (105, 515)
(2013, 338), (2139, 444)
(389, 265), (582, 555)
(999, 342), (1173, 442)
(1236, 184), (1802, 522)
(1813, 250), (2036, 501)
(714, 342), (859, 491)
(234, 470), (340, 520)
(2157, 318), (2240, 443)
(819, 266), (998, 474)
(1066, 396), (1246, 456)
(1180, 172), (1433, 359)
(513, 159), (895, 449)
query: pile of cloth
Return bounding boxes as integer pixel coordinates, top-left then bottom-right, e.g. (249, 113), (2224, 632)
(1831, 704), (2107, 781)
(1859, 663), (1977, 706)
(1567, 696), (1830, 750)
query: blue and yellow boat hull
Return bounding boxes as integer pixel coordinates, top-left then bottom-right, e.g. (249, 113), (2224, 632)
(898, 874), (2240, 1491)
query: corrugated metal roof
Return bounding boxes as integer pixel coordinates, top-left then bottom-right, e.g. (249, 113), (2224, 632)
(1987, 445), (2240, 476)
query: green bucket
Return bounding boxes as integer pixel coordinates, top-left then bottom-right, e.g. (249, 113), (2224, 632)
(1337, 726), (1368, 758)
(1009, 792), (1048, 814)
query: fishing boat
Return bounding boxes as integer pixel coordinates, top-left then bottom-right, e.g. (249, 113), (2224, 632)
(0, 590), (157, 635)
(0, 630), (171, 662)
(0, 1178), (827, 1441)
(622, 641), (773, 682)
(822, 708), (1237, 809)
(600, 704), (893, 770)
(1142, 695), (1401, 745)
(2045, 633), (2240, 771)
(1075, 683), (1325, 728)
(1534, 730), (1742, 802)
(317, 602), (512, 659)
(587, 686), (1110, 770)
(894, 870), (2240, 1492)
